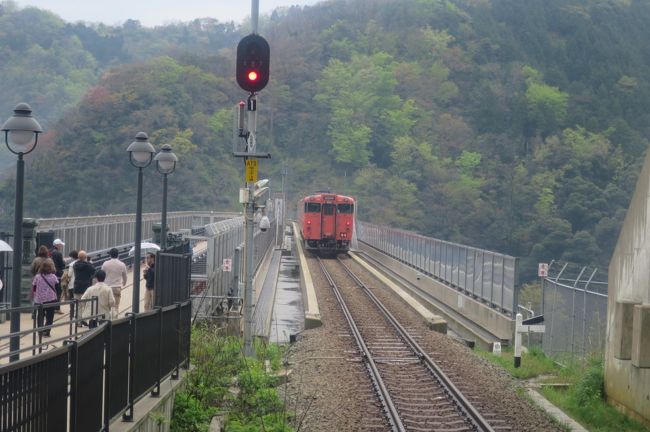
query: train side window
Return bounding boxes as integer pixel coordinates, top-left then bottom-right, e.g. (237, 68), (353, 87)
(337, 204), (354, 214)
(306, 203), (321, 213)
(323, 204), (335, 215)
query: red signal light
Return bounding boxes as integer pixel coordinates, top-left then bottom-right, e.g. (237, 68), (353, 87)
(236, 34), (270, 93)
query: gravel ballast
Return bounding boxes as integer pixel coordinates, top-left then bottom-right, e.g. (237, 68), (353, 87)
(282, 253), (562, 431)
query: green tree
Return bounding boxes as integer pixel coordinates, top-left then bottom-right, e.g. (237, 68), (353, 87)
(525, 81), (569, 138)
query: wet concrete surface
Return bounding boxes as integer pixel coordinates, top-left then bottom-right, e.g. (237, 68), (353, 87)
(269, 254), (304, 343)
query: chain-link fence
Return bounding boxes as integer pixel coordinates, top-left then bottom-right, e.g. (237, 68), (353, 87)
(357, 221), (519, 315)
(541, 261), (608, 363)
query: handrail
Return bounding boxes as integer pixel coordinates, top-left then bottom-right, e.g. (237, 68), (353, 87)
(0, 300), (192, 431)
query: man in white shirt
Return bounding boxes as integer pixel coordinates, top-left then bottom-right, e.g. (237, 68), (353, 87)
(101, 248), (128, 316)
(81, 270), (115, 321)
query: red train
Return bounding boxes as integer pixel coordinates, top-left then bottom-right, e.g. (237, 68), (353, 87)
(297, 192), (355, 253)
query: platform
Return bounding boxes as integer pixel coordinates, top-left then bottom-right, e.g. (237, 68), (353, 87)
(292, 222), (321, 328)
(0, 262), (149, 362)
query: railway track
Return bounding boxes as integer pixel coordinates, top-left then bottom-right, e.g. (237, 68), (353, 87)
(317, 256), (494, 432)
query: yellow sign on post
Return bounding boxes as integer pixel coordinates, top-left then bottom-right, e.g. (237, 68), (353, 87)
(245, 160), (258, 183)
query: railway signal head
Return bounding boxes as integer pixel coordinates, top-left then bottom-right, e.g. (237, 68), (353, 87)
(236, 34), (270, 93)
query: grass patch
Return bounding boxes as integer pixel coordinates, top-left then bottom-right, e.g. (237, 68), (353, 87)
(476, 347), (650, 432)
(171, 325), (294, 432)
(474, 345), (560, 379)
(540, 358), (650, 432)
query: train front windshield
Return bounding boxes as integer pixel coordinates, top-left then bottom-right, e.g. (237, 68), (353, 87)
(337, 204), (354, 214)
(305, 202), (321, 212)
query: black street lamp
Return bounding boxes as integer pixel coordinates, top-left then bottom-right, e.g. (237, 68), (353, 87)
(154, 144), (177, 250)
(2, 103), (42, 361)
(127, 132), (154, 314)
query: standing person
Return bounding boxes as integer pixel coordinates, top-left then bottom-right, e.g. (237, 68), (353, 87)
(31, 246), (50, 276)
(61, 250), (79, 301)
(102, 248), (127, 316)
(50, 239), (66, 276)
(80, 270), (115, 321)
(50, 239), (66, 314)
(72, 251), (95, 317)
(32, 259), (58, 337)
(143, 252), (156, 311)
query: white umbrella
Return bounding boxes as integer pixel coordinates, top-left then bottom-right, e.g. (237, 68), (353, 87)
(0, 240), (13, 252)
(128, 242), (161, 256)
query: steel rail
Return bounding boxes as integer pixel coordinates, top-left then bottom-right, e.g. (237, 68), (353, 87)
(337, 256), (495, 432)
(316, 257), (405, 432)
(354, 250), (503, 345)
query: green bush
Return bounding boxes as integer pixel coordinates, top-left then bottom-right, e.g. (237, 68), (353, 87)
(170, 392), (214, 432)
(574, 358), (604, 405)
(227, 413), (293, 432)
(171, 327), (295, 432)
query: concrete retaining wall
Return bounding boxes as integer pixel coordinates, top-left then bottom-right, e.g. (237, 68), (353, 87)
(605, 148), (650, 425)
(110, 372), (186, 432)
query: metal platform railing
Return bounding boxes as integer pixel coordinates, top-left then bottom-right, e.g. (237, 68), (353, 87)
(0, 301), (191, 431)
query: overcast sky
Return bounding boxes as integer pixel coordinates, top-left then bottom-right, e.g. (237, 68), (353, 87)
(16, 0), (324, 27)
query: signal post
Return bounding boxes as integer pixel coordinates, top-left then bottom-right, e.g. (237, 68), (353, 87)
(234, 17), (271, 357)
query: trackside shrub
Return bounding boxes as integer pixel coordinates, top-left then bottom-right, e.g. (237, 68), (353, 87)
(574, 358), (604, 405)
(171, 326), (294, 432)
(170, 392), (214, 432)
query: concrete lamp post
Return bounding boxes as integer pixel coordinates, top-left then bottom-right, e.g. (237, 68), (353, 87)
(154, 144), (177, 250)
(2, 103), (43, 362)
(127, 132), (155, 314)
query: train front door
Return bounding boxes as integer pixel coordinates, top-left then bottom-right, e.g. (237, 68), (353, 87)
(321, 203), (336, 239)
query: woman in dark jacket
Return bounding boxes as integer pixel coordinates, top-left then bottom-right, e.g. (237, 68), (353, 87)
(73, 250), (95, 300)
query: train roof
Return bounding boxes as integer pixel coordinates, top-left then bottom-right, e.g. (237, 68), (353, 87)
(302, 193), (355, 203)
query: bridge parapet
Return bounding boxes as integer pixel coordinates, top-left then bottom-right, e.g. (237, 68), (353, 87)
(357, 221), (519, 315)
(34, 210), (240, 255)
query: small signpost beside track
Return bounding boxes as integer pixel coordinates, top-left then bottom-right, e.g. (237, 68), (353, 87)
(514, 313), (546, 368)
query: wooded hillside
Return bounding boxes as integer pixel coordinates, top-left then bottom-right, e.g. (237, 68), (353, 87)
(2, 0), (650, 279)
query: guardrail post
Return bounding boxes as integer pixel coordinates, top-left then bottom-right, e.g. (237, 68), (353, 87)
(68, 299), (75, 336)
(123, 313), (136, 422)
(459, 249), (466, 295)
(33, 305), (39, 355)
(500, 257), (505, 313)
(184, 302), (191, 370)
(67, 339), (79, 432)
(104, 321), (112, 432)
(72, 298), (80, 332)
(172, 302), (181, 379)
(152, 307), (162, 397)
(490, 254), (495, 307)
(481, 252), (485, 302)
